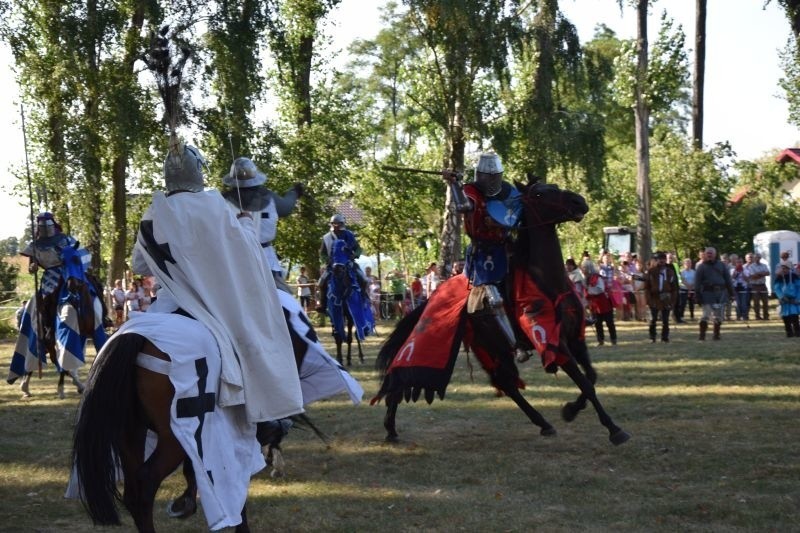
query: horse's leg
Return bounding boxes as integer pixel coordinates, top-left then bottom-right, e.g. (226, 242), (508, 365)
(561, 340), (595, 422)
(57, 371), (66, 399)
(383, 390), (401, 443)
(495, 371), (556, 437)
(70, 368), (85, 394)
(356, 335), (365, 364)
(118, 415), (147, 523)
(559, 358), (630, 445)
(346, 322), (353, 367)
(335, 337), (344, 365)
(20, 372), (32, 398)
(133, 347), (186, 532)
(236, 504), (250, 533)
(256, 420), (289, 478)
(470, 314), (556, 436)
(166, 461), (198, 519)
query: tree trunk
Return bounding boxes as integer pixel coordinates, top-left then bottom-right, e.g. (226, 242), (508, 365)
(108, 2), (147, 285)
(110, 154), (128, 284)
(439, 100), (465, 277)
(634, 0), (652, 263)
(84, 0), (103, 272)
(692, 0), (706, 149)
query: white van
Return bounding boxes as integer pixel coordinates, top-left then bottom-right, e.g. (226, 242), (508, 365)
(752, 230), (800, 294)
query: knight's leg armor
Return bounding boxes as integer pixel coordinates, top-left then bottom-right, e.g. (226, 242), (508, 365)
(474, 284), (516, 349)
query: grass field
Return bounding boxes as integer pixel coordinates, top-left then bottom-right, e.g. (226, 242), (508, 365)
(1, 316), (798, 532)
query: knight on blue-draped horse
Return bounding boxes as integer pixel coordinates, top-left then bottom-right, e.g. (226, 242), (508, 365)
(316, 213), (374, 364)
(6, 212), (108, 399)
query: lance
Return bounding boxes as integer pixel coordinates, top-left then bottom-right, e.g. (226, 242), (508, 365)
(20, 103), (44, 376)
(381, 165), (462, 177)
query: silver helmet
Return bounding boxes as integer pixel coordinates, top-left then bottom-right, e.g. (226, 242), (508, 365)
(163, 144), (206, 193)
(35, 212), (58, 238)
(474, 152), (504, 197)
(223, 157), (267, 188)
(330, 213), (345, 227)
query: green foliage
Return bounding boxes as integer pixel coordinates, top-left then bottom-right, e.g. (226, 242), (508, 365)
(611, 11), (690, 121)
(0, 258), (19, 301)
(0, 237), (19, 256)
(3, 0), (798, 282)
(714, 154), (800, 255)
(495, 0), (607, 187)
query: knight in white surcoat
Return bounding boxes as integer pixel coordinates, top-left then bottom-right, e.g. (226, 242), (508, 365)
(131, 141), (304, 424)
(220, 157), (304, 294)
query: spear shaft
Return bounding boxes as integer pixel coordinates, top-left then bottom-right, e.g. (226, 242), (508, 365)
(20, 103), (44, 374)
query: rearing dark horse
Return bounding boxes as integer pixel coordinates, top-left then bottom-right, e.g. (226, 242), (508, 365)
(373, 180), (630, 446)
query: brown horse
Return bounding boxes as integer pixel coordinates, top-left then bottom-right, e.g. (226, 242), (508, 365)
(71, 319), (254, 533)
(374, 180), (630, 446)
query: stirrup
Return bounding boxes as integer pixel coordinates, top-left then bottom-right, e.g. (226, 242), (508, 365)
(515, 349), (534, 363)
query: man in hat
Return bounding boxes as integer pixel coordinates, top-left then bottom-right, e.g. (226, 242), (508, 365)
(221, 156), (304, 294)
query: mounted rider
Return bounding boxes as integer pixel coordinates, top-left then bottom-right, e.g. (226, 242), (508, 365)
(8, 212), (106, 396)
(442, 152), (523, 351)
(221, 157), (304, 294)
(316, 213), (367, 311)
(131, 138), (303, 424)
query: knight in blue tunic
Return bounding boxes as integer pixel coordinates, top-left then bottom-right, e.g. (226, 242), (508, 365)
(443, 152), (524, 350)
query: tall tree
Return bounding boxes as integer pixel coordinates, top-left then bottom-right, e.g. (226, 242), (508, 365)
(692, 0), (706, 149)
(201, 0), (267, 181)
(263, 0), (358, 278)
(633, 0), (652, 262)
(397, 0), (520, 273)
(778, 0), (800, 129)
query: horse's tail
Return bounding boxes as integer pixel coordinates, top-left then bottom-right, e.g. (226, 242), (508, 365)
(72, 333), (146, 525)
(375, 300), (428, 376)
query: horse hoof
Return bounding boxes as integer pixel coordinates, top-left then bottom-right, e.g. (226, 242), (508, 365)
(270, 449), (285, 478)
(540, 427), (557, 437)
(57, 387), (65, 400)
(166, 496), (197, 519)
(21, 392), (32, 399)
(385, 434), (400, 444)
(610, 429), (631, 446)
(561, 403), (578, 422)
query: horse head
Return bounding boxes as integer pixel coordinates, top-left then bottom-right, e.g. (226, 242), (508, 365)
(516, 179), (588, 227)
